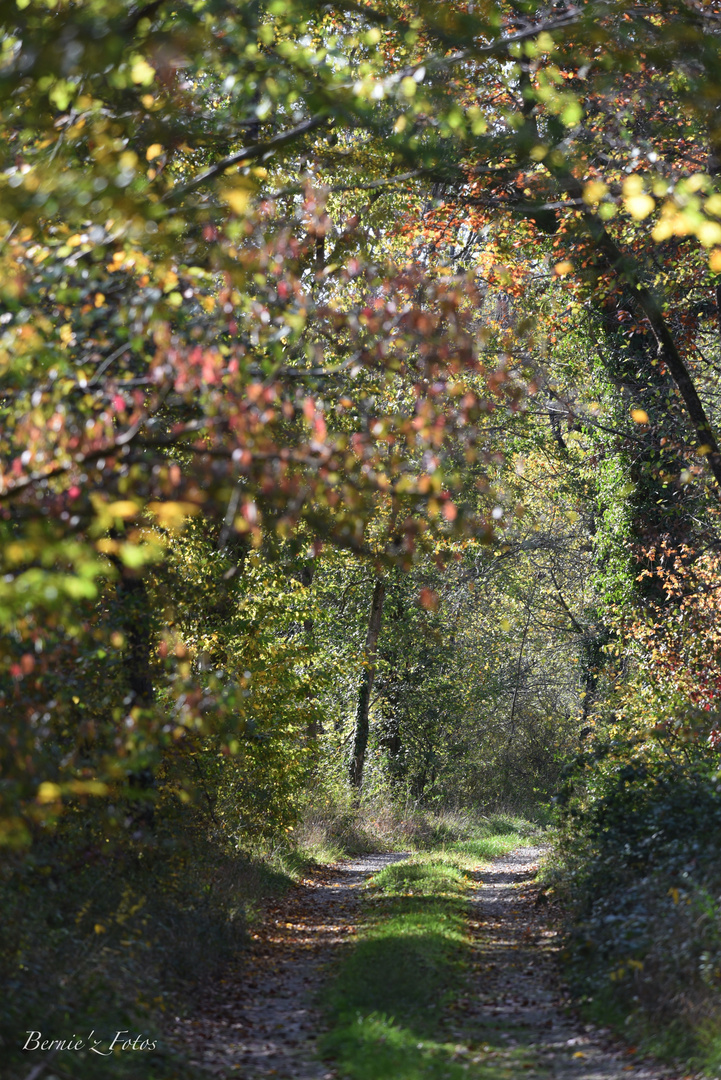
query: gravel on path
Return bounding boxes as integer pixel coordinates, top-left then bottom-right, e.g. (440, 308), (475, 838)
(172, 847), (690, 1080)
(171, 853), (408, 1078)
(463, 846), (684, 1080)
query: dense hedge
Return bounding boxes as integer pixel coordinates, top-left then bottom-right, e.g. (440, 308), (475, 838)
(556, 741), (721, 1068)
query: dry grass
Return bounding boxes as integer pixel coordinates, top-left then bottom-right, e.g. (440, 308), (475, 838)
(294, 792), (540, 862)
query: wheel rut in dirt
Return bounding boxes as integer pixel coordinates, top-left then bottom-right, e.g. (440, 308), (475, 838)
(462, 846), (682, 1079)
(172, 853), (409, 1078)
(174, 847), (684, 1080)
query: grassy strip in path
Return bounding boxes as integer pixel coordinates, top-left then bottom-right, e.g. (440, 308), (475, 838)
(438, 813), (538, 864)
(321, 826), (535, 1080)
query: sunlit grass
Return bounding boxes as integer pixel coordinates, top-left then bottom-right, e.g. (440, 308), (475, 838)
(323, 1011), (533, 1080)
(321, 821), (538, 1079)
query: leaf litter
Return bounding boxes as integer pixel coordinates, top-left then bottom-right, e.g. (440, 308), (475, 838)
(172, 848), (696, 1079)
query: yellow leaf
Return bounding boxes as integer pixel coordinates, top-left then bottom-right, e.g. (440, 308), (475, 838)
(107, 250), (125, 272)
(146, 143), (163, 161)
(119, 151), (138, 171)
(669, 886), (680, 904)
(535, 31), (555, 53)
(625, 194), (655, 220)
(623, 174), (645, 197)
(37, 782), (62, 804)
(106, 500), (140, 519)
(69, 780), (109, 796)
(554, 260), (573, 276)
(221, 187), (251, 215)
(631, 408), (649, 424)
(96, 538), (119, 555)
(698, 220), (721, 247)
(709, 248), (721, 272)
(583, 180), (608, 204)
(147, 501), (201, 529)
(131, 58), (156, 86)
(686, 172), (709, 193)
(652, 217), (675, 242)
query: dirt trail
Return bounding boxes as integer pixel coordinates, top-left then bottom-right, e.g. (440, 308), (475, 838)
(461, 846), (681, 1079)
(173, 853), (408, 1078)
(174, 847), (683, 1080)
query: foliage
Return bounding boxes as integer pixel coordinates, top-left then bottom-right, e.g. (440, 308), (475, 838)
(553, 545), (721, 1067)
(6, 0), (721, 841)
(555, 753), (721, 1068)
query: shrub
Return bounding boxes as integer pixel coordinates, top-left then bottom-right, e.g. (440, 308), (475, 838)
(556, 746), (721, 1067)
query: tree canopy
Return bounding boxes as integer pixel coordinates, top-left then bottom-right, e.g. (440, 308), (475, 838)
(4, 1), (721, 1067)
(4, 0), (721, 830)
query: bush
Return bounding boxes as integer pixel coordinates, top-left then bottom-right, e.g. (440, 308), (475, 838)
(556, 745), (721, 1068)
(0, 795), (296, 1080)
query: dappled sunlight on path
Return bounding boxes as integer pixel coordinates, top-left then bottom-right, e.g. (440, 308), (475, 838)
(173, 848), (688, 1080)
(171, 853), (408, 1078)
(459, 847), (683, 1079)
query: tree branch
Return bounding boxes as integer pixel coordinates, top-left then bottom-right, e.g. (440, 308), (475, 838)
(164, 114), (330, 203)
(587, 219), (721, 489)
(266, 168), (423, 200)
(546, 169), (721, 490)
(329, 0), (580, 63)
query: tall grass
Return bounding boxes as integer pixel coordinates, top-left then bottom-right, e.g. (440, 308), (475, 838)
(293, 782), (543, 862)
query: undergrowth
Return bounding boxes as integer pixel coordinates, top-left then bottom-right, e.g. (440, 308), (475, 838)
(0, 799), (297, 1080)
(294, 782), (541, 862)
(553, 748), (721, 1075)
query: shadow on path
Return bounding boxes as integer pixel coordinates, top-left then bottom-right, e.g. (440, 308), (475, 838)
(459, 846), (682, 1080)
(171, 853), (408, 1078)
(172, 847), (685, 1080)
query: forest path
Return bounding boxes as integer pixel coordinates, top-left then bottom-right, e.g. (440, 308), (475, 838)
(175, 848), (682, 1080)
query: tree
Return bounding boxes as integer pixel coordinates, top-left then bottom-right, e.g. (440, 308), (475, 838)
(3, 0), (721, 889)
(349, 574), (386, 788)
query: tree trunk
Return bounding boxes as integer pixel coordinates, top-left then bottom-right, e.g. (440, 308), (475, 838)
(349, 577), (386, 789)
(299, 559), (322, 740)
(116, 570), (154, 710)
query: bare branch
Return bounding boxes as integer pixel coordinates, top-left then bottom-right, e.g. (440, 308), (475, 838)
(164, 115), (330, 203)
